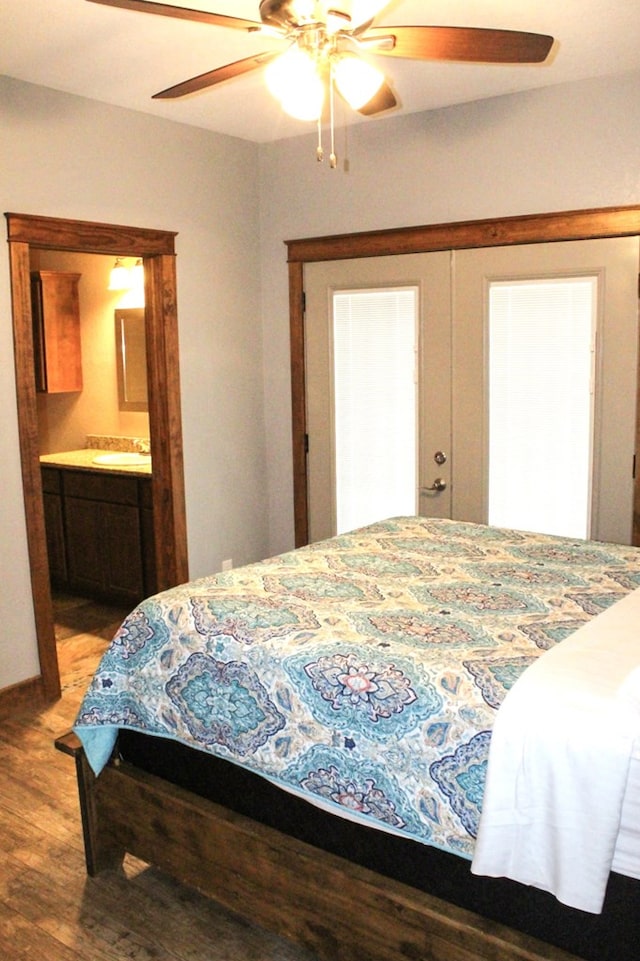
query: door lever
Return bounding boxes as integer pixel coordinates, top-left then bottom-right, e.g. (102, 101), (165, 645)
(421, 478), (447, 493)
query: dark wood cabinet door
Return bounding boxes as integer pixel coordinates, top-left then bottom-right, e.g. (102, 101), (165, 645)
(65, 497), (105, 597)
(42, 491), (67, 587)
(103, 502), (145, 603)
(65, 495), (147, 605)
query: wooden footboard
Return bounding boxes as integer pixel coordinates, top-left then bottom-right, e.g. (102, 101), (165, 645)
(55, 732), (580, 961)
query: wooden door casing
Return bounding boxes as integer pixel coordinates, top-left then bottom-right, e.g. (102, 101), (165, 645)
(5, 212), (189, 707)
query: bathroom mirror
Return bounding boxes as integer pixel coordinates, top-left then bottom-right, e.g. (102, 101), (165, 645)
(115, 308), (148, 411)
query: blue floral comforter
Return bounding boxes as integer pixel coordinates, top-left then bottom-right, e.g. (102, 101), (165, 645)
(74, 517), (640, 860)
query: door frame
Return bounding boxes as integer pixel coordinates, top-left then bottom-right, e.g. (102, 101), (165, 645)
(286, 204), (640, 547)
(6, 212), (189, 705)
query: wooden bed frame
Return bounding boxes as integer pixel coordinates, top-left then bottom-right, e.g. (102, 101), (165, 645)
(56, 732), (581, 961)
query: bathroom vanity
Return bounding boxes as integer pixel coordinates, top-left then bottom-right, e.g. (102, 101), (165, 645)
(40, 451), (155, 605)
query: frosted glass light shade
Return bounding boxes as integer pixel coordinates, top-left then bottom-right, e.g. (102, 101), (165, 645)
(108, 259), (131, 291)
(265, 47), (324, 120)
(333, 54), (384, 109)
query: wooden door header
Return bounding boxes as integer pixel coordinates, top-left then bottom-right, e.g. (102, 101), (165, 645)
(285, 205), (640, 263)
(6, 212), (177, 257)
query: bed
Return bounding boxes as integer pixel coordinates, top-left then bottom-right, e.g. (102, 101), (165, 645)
(57, 516), (640, 961)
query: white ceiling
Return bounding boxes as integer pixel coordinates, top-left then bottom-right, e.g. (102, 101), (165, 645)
(2, 0), (639, 143)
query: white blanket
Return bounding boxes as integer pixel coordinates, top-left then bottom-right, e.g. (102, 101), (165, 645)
(471, 586), (640, 913)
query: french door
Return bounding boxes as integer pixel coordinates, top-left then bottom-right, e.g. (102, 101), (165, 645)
(304, 237), (639, 545)
(305, 252), (452, 543)
(452, 238), (639, 544)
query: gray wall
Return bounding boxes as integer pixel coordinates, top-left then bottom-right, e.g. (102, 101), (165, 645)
(0, 76), (265, 687)
(258, 71), (640, 553)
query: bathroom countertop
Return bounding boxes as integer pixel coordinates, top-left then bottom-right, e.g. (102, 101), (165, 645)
(39, 448), (152, 477)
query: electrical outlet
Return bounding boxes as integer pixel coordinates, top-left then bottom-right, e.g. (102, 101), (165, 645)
(221, 559), (233, 572)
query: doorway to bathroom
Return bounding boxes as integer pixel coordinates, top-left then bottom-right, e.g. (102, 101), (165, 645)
(6, 212), (189, 704)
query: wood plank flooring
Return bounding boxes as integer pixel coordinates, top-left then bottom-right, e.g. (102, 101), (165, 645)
(0, 595), (316, 961)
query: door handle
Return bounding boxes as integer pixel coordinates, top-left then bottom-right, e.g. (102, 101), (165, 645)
(421, 478), (447, 493)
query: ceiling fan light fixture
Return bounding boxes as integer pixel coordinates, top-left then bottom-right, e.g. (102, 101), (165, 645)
(333, 53), (384, 110)
(265, 44), (315, 100)
(265, 46), (324, 120)
(89, 0), (554, 168)
(280, 76), (325, 121)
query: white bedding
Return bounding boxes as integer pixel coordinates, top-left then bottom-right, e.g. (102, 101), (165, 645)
(471, 586), (640, 913)
(613, 745), (640, 880)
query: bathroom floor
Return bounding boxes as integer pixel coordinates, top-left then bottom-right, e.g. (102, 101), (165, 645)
(52, 591), (130, 695)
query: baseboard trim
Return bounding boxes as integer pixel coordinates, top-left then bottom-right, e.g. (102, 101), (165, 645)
(0, 675), (46, 720)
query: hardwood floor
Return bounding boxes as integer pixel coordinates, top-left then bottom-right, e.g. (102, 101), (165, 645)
(0, 595), (315, 961)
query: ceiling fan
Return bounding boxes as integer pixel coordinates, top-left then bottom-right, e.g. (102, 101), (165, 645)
(86, 1), (554, 164)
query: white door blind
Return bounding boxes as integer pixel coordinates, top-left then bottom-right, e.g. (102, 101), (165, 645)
(488, 277), (597, 538)
(333, 288), (417, 534)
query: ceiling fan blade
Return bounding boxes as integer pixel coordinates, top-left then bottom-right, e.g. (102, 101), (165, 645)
(357, 80), (397, 116)
(152, 51), (282, 99)
(85, 0), (264, 32)
(361, 25), (554, 64)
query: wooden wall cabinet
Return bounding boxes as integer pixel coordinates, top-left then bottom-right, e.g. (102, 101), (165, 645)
(41, 466), (156, 606)
(31, 270), (82, 393)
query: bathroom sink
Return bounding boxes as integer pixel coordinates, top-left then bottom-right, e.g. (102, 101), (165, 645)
(92, 452), (151, 466)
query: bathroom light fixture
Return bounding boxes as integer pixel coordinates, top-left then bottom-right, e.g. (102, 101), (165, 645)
(130, 258), (145, 291)
(108, 257), (131, 291)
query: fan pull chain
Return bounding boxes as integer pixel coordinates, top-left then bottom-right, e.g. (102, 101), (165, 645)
(316, 114), (323, 162)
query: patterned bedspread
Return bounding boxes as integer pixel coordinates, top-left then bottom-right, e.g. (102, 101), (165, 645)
(74, 517), (640, 860)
